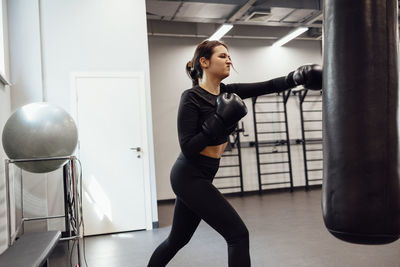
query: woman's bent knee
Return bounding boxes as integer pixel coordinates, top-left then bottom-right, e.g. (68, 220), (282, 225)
(226, 225), (249, 245)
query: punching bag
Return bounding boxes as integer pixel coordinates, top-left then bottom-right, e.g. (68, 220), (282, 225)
(323, 0), (400, 244)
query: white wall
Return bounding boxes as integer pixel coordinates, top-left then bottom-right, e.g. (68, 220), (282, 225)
(6, 0), (50, 236)
(6, 0), (158, 235)
(40, 0), (158, 227)
(148, 36), (323, 200)
(8, 0), (43, 108)
(0, 0), (12, 254)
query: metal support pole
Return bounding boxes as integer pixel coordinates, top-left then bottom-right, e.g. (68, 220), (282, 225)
(71, 158), (82, 267)
(20, 169), (24, 236)
(62, 163), (71, 238)
(5, 159), (11, 246)
(299, 90), (310, 190)
(283, 90), (294, 192)
(236, 125), (244, 196)
(252, 97), (262, 193)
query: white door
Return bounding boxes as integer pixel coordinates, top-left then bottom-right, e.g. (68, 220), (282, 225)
(74, 73), (147, 236)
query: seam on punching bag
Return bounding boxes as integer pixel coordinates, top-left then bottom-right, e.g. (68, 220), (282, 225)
(384, 0), (390, 204)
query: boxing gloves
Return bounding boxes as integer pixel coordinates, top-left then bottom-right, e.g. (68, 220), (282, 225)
(286, 64), (322, 90)
(202, 93), (247, 140)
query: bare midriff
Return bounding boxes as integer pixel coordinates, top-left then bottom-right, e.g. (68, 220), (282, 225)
(200, 142), (228, 159)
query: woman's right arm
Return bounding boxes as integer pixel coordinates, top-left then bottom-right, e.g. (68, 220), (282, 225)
(177, 91), (210, 158)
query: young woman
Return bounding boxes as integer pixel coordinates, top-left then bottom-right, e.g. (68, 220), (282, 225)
(148, 40), (322, 267)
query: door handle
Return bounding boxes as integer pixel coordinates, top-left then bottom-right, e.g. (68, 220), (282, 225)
(130, 147), (142, 152)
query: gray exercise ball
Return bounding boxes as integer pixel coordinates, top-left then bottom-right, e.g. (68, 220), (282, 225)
(2, 102), (78, 173)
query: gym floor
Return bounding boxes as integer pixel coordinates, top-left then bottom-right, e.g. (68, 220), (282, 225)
(49, 188), (400, 267)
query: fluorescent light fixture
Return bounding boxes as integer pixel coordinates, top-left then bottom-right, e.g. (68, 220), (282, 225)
(272, 27), (309, 47)
(209, 24), (233, 40)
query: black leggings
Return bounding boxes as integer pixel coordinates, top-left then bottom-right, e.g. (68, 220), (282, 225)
(148, 153), (250, 267)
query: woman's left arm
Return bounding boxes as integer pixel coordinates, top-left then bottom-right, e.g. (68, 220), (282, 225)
(225, 64), (322, 99)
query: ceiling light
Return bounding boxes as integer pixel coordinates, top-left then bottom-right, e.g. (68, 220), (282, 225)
(272, 27), (309, 47)
(209, 24), (233, 41)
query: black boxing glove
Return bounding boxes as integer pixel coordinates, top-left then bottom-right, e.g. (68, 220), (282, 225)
(286, 64), (323, 90)
(202, 93), (247, 140)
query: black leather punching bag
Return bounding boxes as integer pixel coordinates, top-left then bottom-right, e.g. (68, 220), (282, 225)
(322, 0), (400, 244)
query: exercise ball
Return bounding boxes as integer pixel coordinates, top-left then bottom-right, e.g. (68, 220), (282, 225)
(2, 102), (78, 173)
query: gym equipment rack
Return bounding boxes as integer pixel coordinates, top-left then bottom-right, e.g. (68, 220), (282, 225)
(4, 156), (83, 266)
(252, 90), (294, 193)
(298, 89), (323, 190)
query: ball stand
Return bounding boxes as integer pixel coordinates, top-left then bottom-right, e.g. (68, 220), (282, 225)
(4, 156), (83, 266)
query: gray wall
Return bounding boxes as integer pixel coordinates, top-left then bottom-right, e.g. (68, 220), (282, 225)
(148, 36), (323, 200)
(0, 0), (11, 254)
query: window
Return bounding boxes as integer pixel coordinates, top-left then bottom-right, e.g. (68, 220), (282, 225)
(0, 4), (9, 85)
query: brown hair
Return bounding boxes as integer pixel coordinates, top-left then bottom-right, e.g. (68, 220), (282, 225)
(185, 40), (228, 86)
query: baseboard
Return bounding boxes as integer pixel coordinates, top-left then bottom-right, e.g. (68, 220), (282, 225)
(157, 184), (322, 204)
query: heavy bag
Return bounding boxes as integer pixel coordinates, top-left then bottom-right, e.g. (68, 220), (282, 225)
(322, 0), (400, 244)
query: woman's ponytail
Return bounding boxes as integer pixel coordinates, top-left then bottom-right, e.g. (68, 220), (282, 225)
(185, 40), (228, 87)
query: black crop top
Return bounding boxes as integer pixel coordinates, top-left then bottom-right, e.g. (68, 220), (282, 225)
(177, 76), (293, 159)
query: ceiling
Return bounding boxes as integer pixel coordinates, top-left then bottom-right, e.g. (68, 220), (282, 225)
(146, 0), (324, 41)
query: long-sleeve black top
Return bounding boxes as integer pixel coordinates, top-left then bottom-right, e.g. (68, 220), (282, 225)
(177, 76), (293, 159)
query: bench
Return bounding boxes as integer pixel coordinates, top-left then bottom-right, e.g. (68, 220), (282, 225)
(0, 231), (61, 267)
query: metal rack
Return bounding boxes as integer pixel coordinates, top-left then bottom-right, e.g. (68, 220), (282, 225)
(4, 156), (82, 266)
(213, 123), (245, 195)
(298, 89), (323, 189)
(252, 90), (294, 193)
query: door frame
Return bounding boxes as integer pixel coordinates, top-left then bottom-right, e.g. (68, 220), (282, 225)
(70, 71), (153, 230)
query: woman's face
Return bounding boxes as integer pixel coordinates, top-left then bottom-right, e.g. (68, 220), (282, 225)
(202, 45), (232, 80)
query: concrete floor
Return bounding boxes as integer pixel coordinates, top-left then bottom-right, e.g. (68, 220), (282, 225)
(49, 188), (400, 267)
